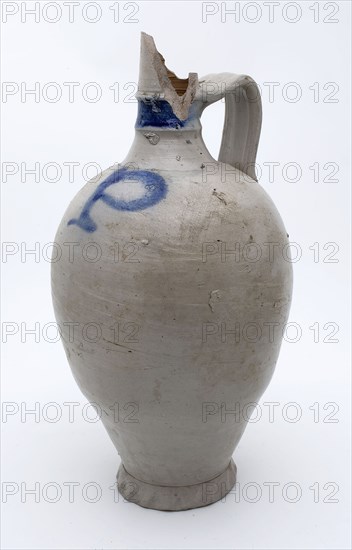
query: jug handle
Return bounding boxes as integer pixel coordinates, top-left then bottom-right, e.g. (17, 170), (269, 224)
(198, 73), (262, 181)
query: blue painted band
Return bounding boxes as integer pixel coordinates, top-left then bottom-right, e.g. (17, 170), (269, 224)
(135, 98), (193, 129)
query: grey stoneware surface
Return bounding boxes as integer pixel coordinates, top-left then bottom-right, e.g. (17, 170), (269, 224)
(51, 33), (293, 511)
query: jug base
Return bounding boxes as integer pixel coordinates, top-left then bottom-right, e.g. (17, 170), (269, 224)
(116, 459), (237, 511)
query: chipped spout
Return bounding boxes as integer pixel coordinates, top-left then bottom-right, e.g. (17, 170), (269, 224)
(137, 32), (198, 121)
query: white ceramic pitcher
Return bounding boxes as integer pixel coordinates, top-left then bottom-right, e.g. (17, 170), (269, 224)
(51, 32), (293, 511)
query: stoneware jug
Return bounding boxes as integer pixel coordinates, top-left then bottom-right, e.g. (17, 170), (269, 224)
(52, 32), (293, 511)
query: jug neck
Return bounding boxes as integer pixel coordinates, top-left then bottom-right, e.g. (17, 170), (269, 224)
(123, 33), (215, 169)
(122, 98), (215, 170)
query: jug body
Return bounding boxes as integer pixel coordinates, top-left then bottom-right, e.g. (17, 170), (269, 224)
(51, 33), (293, 511)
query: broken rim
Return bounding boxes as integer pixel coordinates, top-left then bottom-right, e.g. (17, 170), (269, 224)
(136, 32), (199, 121)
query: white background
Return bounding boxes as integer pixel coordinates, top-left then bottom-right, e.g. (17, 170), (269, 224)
(1, 1), (351, 549)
